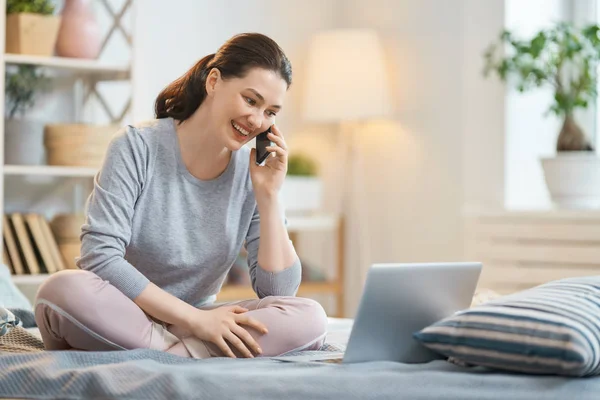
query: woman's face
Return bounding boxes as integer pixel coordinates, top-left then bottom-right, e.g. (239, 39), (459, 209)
(206, 67), (287, 151)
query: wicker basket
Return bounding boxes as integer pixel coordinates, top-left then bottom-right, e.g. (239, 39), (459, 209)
(44, 124), (118, 168)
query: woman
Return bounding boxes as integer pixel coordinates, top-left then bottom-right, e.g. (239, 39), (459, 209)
(34, 33), (328, 359)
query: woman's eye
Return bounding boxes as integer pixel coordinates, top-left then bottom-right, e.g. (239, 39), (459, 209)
(244, 97), (256, 106)
(266, 110), (277, 117)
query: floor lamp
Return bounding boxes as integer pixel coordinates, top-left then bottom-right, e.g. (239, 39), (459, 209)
(303, 29), (391, 316)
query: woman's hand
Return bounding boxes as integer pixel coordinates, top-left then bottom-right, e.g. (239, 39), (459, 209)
(250, 124), (288, 199)
(186, 306), (268, 358)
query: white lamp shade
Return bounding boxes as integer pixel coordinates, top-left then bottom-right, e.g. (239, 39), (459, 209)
(302, 29), (391, 123)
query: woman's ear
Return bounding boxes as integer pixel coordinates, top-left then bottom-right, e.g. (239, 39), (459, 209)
(205, 68), (221, 96)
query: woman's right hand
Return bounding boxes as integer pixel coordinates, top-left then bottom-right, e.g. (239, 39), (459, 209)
(186, 306), (269, 358)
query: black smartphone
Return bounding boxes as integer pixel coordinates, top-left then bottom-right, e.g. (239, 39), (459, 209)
(255, 126), (272, 165)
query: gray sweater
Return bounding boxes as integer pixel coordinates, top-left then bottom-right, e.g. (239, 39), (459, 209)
(76, 118), (301, 307)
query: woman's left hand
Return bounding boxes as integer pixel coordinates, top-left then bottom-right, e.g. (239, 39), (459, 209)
(249, 124), (288, 199)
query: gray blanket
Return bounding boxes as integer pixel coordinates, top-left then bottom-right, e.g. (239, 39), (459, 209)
(1, 349), (598, 400)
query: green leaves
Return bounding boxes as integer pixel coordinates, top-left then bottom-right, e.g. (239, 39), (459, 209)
(530, 32), (547, 58)
(6, 0), (55, 15)
(582, 25), (600, 46)
(5, 65), (50, 119)
(287, 154), (318, 177)
(483, 22), (600, 117)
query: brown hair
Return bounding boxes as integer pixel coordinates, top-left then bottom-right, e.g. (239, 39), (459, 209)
(155, 33), (292, 122)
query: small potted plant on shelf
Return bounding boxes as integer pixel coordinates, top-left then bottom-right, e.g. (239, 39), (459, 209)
(281, 153), (322, 214)
(5, 0), (61, 56)
(484, 22), (600, 208)
(4, 65), (51, 165)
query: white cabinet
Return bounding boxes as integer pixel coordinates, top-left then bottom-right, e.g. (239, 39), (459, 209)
(465, 210), (600, 294)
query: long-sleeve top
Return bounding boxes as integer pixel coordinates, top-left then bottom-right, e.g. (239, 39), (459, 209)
(76, 118), (301, 307)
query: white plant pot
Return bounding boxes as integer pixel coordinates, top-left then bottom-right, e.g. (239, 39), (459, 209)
(541, 153), (600, 209)
(281, 176), (323, 213)
(4, 118), (46, 165)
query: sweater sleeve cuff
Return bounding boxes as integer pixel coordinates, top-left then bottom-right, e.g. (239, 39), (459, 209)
(94, 258), (151, 300)
(254, 258), (302, 298)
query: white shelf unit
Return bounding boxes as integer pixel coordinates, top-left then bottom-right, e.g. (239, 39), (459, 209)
(0, 0), (134, 280)
(4, 53), (130, 80)
(11, 273), (50, 285)
(4, 165), (98, 178)
(286, 214), (339, 231)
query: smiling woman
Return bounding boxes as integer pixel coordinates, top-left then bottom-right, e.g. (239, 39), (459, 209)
(33, 33), (329, 361)
(155, 34), (290, 137)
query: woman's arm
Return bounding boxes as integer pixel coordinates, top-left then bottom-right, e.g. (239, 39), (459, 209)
(255, 193), (298, 272)
(244, 202), (302, 298)
(246, 124), (302, 298)
(134, 282), (198, 326)
(77, 126), (152, 299)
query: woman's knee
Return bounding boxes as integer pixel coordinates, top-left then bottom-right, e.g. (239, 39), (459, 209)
(292, 297), (328, 329)
(263, 296), (329, 350)
(35, 269), (103, 312)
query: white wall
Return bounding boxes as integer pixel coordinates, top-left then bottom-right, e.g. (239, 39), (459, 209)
(339, 0), (465, 259)
(461, 0), (506, 215)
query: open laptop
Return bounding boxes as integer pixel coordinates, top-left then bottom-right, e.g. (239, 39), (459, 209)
(274, 262), (482, 364)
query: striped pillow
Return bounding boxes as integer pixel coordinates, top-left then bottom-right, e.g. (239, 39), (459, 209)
(413, 277), (600, 376)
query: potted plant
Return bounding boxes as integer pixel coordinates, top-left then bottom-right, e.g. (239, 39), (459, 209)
(484, 22), (600, 208)
(4, 65), (51, 165)
(6, 0), (61, 56)
(281, 153), (323, 213)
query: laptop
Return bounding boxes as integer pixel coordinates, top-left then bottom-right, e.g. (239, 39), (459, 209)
(274, 262), (482, 364)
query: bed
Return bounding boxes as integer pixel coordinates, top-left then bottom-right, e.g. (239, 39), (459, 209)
(1, 317), (599, 400)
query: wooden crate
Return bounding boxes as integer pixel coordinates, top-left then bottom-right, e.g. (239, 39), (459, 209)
(5, 13), (61, 56)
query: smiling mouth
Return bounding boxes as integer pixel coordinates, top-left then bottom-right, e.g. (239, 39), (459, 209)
(231, 121), (250, 137)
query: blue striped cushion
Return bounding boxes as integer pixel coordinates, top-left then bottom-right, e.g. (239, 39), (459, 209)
(413, 276), (600, 376)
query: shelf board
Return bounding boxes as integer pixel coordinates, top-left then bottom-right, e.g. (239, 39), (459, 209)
(287, 214), (340, 232)
(11, 273), (50, 285)
(217, 281), (340, 301)
(4, 53), (130, 80)
(4, 165), (97, 178)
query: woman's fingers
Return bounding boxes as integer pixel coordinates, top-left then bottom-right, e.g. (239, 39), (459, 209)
(235, 314), (269, 334)
(206, 306), (269, 358)
(267, 131), (287, 150)
(265, 145), (287, 158)
(225, 331), (255, 358)
(231, 324), (263, 356)
(216, 337), (236, 358)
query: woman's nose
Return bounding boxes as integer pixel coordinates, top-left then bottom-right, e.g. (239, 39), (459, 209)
(247, 113), (264, 132)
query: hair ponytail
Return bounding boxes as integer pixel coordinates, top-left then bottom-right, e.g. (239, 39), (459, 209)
(154, 53), (216, 121)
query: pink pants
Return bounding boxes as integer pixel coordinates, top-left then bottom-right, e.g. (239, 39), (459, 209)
(33, 270), (328, 358)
